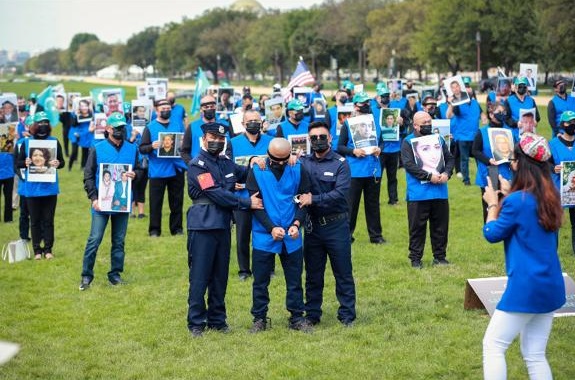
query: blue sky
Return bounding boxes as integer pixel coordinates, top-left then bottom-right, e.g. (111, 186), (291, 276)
(1, 0), (324, 52)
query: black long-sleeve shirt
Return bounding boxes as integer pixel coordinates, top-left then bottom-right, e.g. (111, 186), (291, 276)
(83, 139), (143, 201)
(246, 161), (311, 232)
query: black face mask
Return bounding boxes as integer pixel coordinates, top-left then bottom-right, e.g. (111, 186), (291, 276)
(112, 127), (126, 140)
(206, 140), (225, 155)
(358, 104), (371, 114)
(426, 106), (436, 115)
(168, 98), (176, 106)
(311, 140), (329, 153)
(339, 97), (349, 104)
(245, 121), (261, 135)
(380, 96), (390, 105)
(293, 112), (304, 122)
(516, 86), (527, 96)
(35, 122), (50, 138)
(558, 85), (567, 95)
(244, 104), (253, 111)
(160, 110), (171, 120)
(494, 112), (506, 124)
(419, 124), (433, 136)
(18, 105), (26, 112)
(564, 124), (575, 136)
(203, 108), (216, 121)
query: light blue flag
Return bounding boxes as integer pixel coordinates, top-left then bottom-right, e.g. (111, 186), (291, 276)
(37, 86), (59, 126)
(191, 67), (210, 116)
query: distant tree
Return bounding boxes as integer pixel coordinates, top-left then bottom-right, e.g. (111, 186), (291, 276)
(68, 33), (99, 72)
(123, 27), (160, 74)
(74, 41), (114, 74)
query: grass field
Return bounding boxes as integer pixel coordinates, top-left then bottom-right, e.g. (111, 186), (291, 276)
(0, 81), (573, 379)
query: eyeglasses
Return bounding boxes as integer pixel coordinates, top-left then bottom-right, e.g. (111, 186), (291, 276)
(310, 134), (328, 141)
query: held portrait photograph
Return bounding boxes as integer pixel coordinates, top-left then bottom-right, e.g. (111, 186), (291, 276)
(348, 114), (377, 153)
(93, 113), (108, 140)
(27, 139), (58, 183)
(67, 92), (81, 112)
(432, 119), (451, 150)
(265, 98), (285, 128)
(519, 63), (538, 91)
(157, 132), (184, 158)
(561, 161), (575, 207)
(0, 123), (16, 153)
(519, 108), (537, 135)
(293, 87), (312, 108)
(54, 92), (67, 112)
(288, 134), (310, 155)
(410, 134), (445, 180)
(336, 104), (353, 136)
(488, 128), (514, 164)
(380, 108), (400, 141)
(98, 163), (133, 213)
(312, 98), (327, 119)
(101, 89), (124, 116)
(0, 93), (19, 124)
(444, 75), (470, 106)
(73, 97), (94, 123)
(131, 100), (153, 134)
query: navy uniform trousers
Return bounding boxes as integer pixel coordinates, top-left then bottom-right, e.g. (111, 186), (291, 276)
(304, 217), (356, 324)
(187, 229), (231, 329)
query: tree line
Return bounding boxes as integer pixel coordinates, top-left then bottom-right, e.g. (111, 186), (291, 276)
(25, 0), (575, 84)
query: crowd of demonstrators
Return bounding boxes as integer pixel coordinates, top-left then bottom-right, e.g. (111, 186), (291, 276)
(1, 77), (572, 364)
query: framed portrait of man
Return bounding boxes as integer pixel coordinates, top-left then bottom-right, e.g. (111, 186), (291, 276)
(265, 98), (285, 130)
(101, 89), (124, 116)
(217, 88), (235, 113)
(336, 105), (353, 136)
(54, 92), (67, 112)
(348, 114), (377, 153)
(488, 128), (514, 164)
(444, 75), (470, 106)
(0, 94), (19, 124)
(98, 163), (132, 213)
(157, 132), (184, 158)
(380, 108), (401, 141)
(131, 99), (153, 134)
(519, 108), (537, 135)
(519, 63), (538, 92)
(431, 119), (451, 150)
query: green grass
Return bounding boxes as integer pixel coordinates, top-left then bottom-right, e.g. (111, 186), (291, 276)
(1, 82), (574, 379)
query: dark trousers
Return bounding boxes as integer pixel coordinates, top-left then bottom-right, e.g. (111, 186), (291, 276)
(458, 140), (473, 183)
(0, 177), (14, 222)
(132, 168), (148, 204)
(379, 152), (399, 204)
(304, 218), (356, 324)
(251, 247), (305, 324)
(148, 171), (184, 235)
(27, 195), (57, 254)
(233, 209), (252, 275)
(69, 145), (89, 170)
(62, 124), (71, 156)
(19, 195), (30, 240)
(348, 177), (383, 241)
(187, 229), (231, 329)
(407, 199), (449, 262)
(451, 141), (461, 174)
(569, 208), (575, 254)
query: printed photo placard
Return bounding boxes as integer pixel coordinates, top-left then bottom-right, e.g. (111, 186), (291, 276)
(411, 134), (445, 179)
(131, 99), (153, 134)
(27, 139), (58, 183)
(432, 119), (451, 150)
(0, 123), (16, 152)
(312, 98), (327, 119)
(444, 75), (470, 106)
(98, 163), (132, 212)
(265, 98), (285, 129)
(380, 108), (401, 142)
(73, 97), (94, 123)
(288, 134), (310, 155)
(519, 108), (537, 135)
(0, 93), (19, 124)
(561, 161), (575, 207)
(336, 105), (354, 136)
(93, 113), (108, 140)
(157, 132), (184, 158)
(519, 63), (538, 91)
(488, 128), (514, 164)
(67, 92), (81, 112)
(348, 114), (377, 153)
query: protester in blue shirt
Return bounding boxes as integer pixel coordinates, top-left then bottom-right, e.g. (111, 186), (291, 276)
(547, 79), (575, 137)
(482, 133), (565, 380)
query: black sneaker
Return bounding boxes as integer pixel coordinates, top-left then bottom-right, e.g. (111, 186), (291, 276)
(289, 319), (313, 333)
(341, 320), (355, 328)
(249, 318), (270, 333)
(190, 327), (204, 338)
(149, 231), (160, 238)
(411, 260), (423, 269)
(432, 258), (450, 266)
(109, 276), (127, 286)
(172, 229), (184, 236)
(239, 273), (251, 281)
(208, 324), (230, 334)
(79, 276), (92, 291)
(370, 237), (387, 245)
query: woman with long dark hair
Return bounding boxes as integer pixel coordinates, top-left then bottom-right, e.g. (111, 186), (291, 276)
(482, 133), (565, 379)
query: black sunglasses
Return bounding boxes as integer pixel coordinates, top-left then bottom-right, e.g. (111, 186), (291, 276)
(310, 134), (328, 141)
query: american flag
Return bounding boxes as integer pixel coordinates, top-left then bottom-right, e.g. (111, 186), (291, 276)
(283, 58), (315, 101)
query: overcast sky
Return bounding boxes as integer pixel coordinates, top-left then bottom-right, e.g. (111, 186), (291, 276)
(1, 0), (325, 53)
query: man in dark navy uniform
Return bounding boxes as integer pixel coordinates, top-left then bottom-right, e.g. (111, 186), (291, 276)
(299, 121), (356, 327)
(186, 122), (263, 338)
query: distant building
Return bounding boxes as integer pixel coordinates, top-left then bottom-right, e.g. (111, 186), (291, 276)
(230, 0), (265, 15)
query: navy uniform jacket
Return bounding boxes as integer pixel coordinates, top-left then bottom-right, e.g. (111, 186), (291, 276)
(187, 149), (251, 230)
(299, 149), (350, 218)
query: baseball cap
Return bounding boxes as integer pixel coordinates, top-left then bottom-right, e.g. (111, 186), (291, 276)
(514, 77), (529, 86)
(560, 110), (575, 123)
(287, 99), (304, 111)
(376, 84), (390, 96)
(33, 111), (49, 123)
(352, 92), (370, 104)
(107, 112), (127, 128)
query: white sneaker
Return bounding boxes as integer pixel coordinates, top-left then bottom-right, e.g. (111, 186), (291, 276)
(456, 172), (463, 179)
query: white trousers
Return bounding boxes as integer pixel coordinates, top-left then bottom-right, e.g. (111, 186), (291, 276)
(483, 309), (555, 380)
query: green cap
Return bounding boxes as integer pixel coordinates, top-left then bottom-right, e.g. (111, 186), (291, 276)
(33, 111), (49, 123)
(107, 112), (127, 128)
(462, 77), (472, 85)
(24, 115), (34, 126)
(514, 77), (529, 86)
(352, 92), (370, 104)
(560, 110), (575, 123)
(342, 81), (355, 91)
(376, 85), (390, 96)
(287, 99), (304, 111)
(29, 92), (37, 100)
